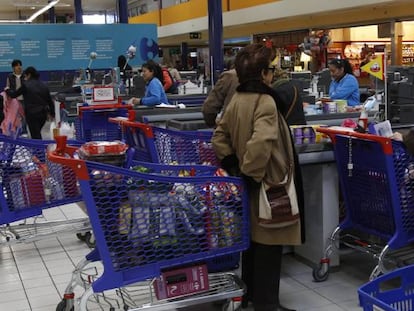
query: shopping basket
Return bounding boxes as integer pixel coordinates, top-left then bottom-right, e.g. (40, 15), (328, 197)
(75, 103), (132, 141)
(312, 127), (414, 282)
(0, 134), (89, 243)
(48, 143), (249, 309)
(110, 119), (218, 165)
(358, 265), (414, 311)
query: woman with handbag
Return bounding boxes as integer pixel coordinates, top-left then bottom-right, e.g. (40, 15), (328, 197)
(212, 43), (304, 311)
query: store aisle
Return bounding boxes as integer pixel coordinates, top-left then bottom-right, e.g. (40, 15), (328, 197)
(0, 204), (374, 311)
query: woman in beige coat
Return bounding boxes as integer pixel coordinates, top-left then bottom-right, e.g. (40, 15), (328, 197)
(212, 44), (303, 311)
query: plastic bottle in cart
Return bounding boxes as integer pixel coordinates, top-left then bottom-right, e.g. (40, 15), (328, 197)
(358, 108), (368, 131)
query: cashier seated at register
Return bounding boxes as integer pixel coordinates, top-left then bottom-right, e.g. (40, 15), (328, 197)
(328, 58), (360, 107)
(130, 60), (169, 107)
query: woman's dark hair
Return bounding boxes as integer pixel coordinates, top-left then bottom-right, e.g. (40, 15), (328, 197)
(11, 59), (22, 68)
(143, 60), (163, 83)
(328, 58), (354, 75)
(23, 66), (40, 79)
(234, 44), (275, 84)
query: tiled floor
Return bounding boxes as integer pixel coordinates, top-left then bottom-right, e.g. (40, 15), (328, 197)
(0, 203), (377, 311)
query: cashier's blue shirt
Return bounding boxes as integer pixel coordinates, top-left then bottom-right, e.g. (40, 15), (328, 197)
(329, 73), (360, 106)
(141, 77), (169, 106)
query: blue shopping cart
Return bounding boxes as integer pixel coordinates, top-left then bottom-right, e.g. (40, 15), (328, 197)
(0, 134), (89, 243)
(48, 142), (248, 310)
(313, 127), (414, 282)
(110, 119), (218, 165)
(358, 264), (414, 311)
(75, 103), (132, 141)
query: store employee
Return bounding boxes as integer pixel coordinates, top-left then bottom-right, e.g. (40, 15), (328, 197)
(131, 60), (169, 107)
(328, 58), (360, 107)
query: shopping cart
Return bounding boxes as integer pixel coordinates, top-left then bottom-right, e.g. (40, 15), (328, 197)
(48, 143), (249, 310)
(0, 134), (90, 243)
(358, 264), (414, 311)
(75, 103), (132, 141)
(312, 127), (414, 282)
(109, 118), (218, 165)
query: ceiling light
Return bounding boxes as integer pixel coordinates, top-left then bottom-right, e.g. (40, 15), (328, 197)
(27, 0), (60, 23)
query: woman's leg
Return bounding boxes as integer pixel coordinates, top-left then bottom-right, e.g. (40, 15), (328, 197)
(251, 242), (283, 311)
(26, 113), (47, 139)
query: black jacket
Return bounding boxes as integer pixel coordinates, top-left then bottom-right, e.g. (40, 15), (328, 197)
(6, 79), (54, 117)
(272, 79), (306, 126)
(6, 73), (23, 91)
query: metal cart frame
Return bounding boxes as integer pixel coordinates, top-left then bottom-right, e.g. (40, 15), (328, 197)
(49, 144), (248, 310)
(313, 128), (414, 282)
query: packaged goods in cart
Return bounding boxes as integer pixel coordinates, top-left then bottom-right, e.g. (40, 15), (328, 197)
(154, 263), (209, 299)
(78, 141), (128, 166)
(9, 170), (46, 210)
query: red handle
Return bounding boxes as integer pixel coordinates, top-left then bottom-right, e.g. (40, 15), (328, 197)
(79, 103), (133, 111)
(108, 119), (154, 138)
(47, 145), (89, 180)
(316, 127), (393, 155)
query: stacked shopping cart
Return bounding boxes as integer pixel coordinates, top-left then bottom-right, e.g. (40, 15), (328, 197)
(49, 121), (248, 310)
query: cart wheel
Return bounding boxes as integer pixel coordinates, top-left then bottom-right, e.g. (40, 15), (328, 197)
(85, 232), (96, 248)
(76, 233), (87, 241)
(56, 299), (74, 311)
(312, 262), (330, 282)
(221, 299), (242, 311)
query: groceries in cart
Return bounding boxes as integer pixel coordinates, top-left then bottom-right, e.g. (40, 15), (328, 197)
(4, 142), (79, 210)
(47, 142), (249, 310)
(78, 140), (128, 166)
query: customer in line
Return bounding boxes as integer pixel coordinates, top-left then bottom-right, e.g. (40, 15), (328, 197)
(212, 43), (303, 311)
(130, 60), (169, 106)
(201, 68), (239, 127)
(272, 68), (306, 125)
(328, 58), (360, 106)
(202, 66), (306, 127)
(5, 66), (54, 139)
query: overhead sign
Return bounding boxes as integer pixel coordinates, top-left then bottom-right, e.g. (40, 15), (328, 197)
(189, 32), (201, 40)
(0, 24), (158, 72)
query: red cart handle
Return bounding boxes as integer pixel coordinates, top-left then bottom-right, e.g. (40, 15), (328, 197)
(79, 103), (133, 111)
(107, 118), (154, 138)
(316, 127), (393, 155)
(47, 136), (89, 180)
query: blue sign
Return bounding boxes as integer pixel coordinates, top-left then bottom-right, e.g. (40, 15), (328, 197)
(0, 24), (158, 72)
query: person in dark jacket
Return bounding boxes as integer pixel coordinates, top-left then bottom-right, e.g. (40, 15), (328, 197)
(6, 59), (23, 99)
(271, 68), (306, 125)
(5, 66), (54, 139)
(117, 54), (132, 84)
(202, 67), (306, 127)
(202, 69), (239, 127)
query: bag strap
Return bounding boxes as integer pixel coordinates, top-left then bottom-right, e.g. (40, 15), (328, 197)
(285, 85), (297, 120)
(253, 94), (262, 110)
(253, 93), (294, 187)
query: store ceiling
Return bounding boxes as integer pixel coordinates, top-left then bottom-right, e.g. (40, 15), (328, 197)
(1, 0), (414, 47)
(0, 0), (117, 15)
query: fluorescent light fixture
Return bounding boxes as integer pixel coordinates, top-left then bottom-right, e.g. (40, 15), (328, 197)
(0, 0), (62, 23)
(27, 0), (60, 23)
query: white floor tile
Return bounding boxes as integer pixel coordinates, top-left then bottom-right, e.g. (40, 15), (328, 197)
(22, 276), (55, 289)
(28, 293), (61, 309)
(26, 285), (59, 299)
(0, 289), (27, 303)
(19, 268), (50, 280)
